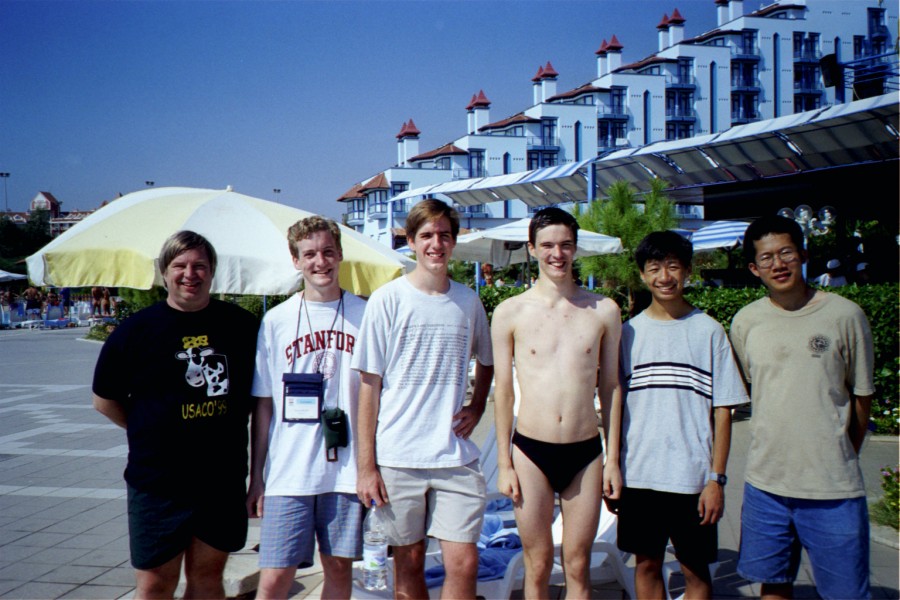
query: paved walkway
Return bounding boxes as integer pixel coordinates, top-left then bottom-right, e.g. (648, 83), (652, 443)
(0, 326), (896, 599)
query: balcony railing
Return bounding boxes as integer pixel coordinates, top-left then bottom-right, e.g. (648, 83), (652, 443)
(665, 74), (696, 88)
(367, 202), (388, 218)
(597, 107), (629, 120)
(666, 107), (696, 119)
(454, 203), (488, 217)
(731, 109), (760, 123)
(793, 80), (823, 93)
(731, 77), (761, 90)
(732, 44), (760, 59)
(793, 49), (822, 62)
(527, 136), (560, 148)
(452, 168), (488, 180)
(392, 200), (410, 215)
(346, 210), (365, 224)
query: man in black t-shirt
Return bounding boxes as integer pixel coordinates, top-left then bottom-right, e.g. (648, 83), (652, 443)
(93, 231), (258, 599)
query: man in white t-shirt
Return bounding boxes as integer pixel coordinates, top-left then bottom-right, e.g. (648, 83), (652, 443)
(247, 217), (367, 599)
(353, 199), (494, 600)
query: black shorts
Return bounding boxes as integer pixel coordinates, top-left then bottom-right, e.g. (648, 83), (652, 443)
(616, 487), (718, 570)
(127, 482), (248, 570)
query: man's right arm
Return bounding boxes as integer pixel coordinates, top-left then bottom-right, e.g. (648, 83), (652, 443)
(92, 394), (127, 428)
(490, 302), (520, 503)
(247, 396), (272, 517)
(357, 371), (388, 507)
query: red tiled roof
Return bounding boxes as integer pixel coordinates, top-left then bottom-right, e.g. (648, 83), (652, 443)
(619, 55), (676, 71)
(542, 61), (558, 78)
(337, 183), (365, 202)
(396, 118), (421, 139)
(532, 65), (545, 82)
(478, 112), (541, 132)
(465, 93), (478, 110)
(751, 3), (805, 17)
(360, 173), (389, 191)
(668, 8), (685, 24)
(607, 35), (624, 51)
(595, 39), (609, 55)
(472, 90), (491, 108)
(409, 143), (468, 162)
(657, 13), (670, 29)
(547, 83), (609, 102)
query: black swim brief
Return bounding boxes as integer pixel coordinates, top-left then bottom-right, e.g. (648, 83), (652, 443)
(511, 430), (603, 494)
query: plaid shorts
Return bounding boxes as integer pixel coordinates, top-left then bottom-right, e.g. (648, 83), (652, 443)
(258, 493), (364, 568)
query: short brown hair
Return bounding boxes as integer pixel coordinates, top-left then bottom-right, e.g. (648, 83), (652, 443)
(287, 216), (342, 259)
(405, 199), (460, 241)
(158, 230), (217, 276)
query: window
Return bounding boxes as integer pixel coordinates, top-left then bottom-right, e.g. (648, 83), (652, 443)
(436, 157), (451, 170)
(574, 122), (582, 161)
(740, 30), (757, 55)
(677, 58), (692, 83)
(710, 61), (718, 131)
(367, 190), (388, 216)
(853, 36), (866, 59)
(610, 88), (626, 113)
(527, 151), (558, 170)
(469, 149), (485, 178)
(390, 182), (409, 198)
(541, 118), (558, 146)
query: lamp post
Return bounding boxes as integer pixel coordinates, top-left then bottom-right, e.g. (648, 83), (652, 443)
(145, 181), (155, 187)
(0, 173), (9, 212)
(273, 188), (281, 202)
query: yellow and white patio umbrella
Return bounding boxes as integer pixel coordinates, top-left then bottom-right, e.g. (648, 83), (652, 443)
(26, 186), (413, 296)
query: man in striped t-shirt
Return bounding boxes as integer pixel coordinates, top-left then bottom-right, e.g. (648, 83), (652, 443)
(603, 231), (748, 600)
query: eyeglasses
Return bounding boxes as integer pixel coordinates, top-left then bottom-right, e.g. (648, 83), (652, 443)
(754, 248), (799, 269)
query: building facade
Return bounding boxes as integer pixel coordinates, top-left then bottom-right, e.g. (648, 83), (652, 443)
(338, 0), (896, 248)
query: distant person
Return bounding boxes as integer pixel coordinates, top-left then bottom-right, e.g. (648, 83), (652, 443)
(59, 287), (71, 316)
(604, 231), (747, 600)
(730, 216), (874, 600)
(92, 231), (259, 599)
(247, 217), (367, 599)
(91, 286), (103, 316)
(353, 199), (494, 599)
(101, 287), (112, 315)
(491, 207), (621, 598)
(23, 286), (41, 319)
(814, 258), (847, 287)
(481, 263), (495, 287)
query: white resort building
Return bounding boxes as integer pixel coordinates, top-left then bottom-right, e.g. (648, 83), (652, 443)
(337, 0), (897, 248)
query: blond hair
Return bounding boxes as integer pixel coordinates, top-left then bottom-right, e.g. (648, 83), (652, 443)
(287, 216), (342, 259)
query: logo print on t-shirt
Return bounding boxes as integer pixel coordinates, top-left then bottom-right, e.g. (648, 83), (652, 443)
(808, 334), (830, 356)
(175, 335), (230, 397)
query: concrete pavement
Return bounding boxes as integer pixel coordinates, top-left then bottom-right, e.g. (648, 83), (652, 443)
(0, 326), (896, 599)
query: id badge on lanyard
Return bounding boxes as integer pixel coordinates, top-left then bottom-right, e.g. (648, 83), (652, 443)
(282, 372), (324, 422)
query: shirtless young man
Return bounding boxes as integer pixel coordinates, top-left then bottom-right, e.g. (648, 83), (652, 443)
(491, 207), (621, 599)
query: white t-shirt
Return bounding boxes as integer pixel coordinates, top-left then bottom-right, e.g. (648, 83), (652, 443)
(619, 309), (748, 494)
(352, 276), (493, 468)
(252, 291), (366, 496)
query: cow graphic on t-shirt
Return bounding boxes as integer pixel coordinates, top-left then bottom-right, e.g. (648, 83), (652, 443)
(176, 336), (229, 397)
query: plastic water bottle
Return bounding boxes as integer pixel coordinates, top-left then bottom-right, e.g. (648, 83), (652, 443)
(362, 501), (388, 591)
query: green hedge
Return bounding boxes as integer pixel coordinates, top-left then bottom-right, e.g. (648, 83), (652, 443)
(482, 282), (898, 434)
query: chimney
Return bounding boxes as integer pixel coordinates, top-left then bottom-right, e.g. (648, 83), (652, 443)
(716, 0), (729, 26)
(657, 14), (670, 52)
(730, 0), (743, 21)
(466, 94), (477, 134)
(595, 40), (609, 77)
(668, 8), (685, 46)
(472, 90), (491, 132)
(606, 36), (624, 72)
(541, 61), (558, 102)
(395, 119), (420, 166)
(532, 65), (544, 104)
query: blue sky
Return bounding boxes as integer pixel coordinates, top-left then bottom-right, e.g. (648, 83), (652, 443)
(2, 0), (722, 219)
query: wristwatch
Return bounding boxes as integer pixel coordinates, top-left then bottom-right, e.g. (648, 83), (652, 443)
(709, 472), (727, 486)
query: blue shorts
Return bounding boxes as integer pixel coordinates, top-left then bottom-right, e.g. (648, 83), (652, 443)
(258, 493), (364, 569)
(738, 483), (870, 600)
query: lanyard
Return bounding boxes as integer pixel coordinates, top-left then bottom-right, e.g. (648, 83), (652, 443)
(294, 291), (344, 409)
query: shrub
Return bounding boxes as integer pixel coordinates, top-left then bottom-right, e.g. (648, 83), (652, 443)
(871, 465), (899, 531)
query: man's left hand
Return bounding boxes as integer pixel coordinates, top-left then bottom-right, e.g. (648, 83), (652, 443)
(452, 404), (483, 439)
(698, 481), (724, 525)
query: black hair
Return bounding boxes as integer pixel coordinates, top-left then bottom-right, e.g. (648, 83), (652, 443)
(634, 230), (693, 271)
(528, 207), (578, 246)
(742, 216), (804, 265)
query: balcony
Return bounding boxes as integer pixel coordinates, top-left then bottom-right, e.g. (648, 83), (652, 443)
(732, 45), (761, 60)
(367, 202), (388, 220)
(527, 136), (560, 149)
(346, 210), (365, 226)
(392, 200), (410, 216)
(665, 74), (697, 89)
(793, 80), (823, 94)
(793, 49), (822, 63)
(452, 168), (488, 180)
(597, 107), (628, 120)
(731, 77), (761, 92)
(454, 204), (488, 218)
(731, 109), (760, 125)
(666, 108), (696, 122)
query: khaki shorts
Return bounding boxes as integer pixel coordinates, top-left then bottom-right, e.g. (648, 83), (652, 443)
(380, 461), (486, 545)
